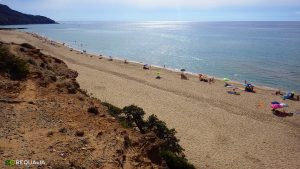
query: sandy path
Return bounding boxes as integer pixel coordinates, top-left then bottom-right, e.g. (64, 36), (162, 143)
(1, 30), (300, 169)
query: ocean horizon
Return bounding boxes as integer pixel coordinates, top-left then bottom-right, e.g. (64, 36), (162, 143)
(2, 21), (300, 92)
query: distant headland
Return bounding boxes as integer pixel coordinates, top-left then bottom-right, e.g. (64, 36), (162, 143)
(0, 4), (57, 25)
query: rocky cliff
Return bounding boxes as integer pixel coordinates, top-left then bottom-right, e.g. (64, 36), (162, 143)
(0, 41), (166, 168)
(0, 4), (56, 25)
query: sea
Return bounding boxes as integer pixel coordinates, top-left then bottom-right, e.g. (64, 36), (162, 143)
(2, 21), (300, 92)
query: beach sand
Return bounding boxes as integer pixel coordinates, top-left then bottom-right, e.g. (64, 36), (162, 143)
(1, 30), (300, 169)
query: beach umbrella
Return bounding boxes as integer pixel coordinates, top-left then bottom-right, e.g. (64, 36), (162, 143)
(271, 102), (288, 109)
(223, 78), (230, 82)
(271, 101), (280, 105)
(243, 83), (254, 87)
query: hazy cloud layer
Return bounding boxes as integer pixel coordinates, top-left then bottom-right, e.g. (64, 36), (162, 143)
(21, 0), (300, 9)
(1, 0), (299, 21)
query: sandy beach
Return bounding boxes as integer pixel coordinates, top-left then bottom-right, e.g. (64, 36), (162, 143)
(1, 30), (300, 169)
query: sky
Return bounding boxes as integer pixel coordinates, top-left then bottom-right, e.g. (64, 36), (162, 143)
(1, 0), (300, 21)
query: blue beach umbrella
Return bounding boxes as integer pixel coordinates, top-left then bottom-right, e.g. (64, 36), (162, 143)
(271, 101), (280, 105)
(243, 83), (254, 87)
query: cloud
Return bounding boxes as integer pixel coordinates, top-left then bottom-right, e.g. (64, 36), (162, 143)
(31, 0), (300, 9)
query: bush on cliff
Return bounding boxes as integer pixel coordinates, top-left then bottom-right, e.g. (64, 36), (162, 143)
(20, 43), (35, 49)
(88, 106), (99, 115)
(101, 102), (122, 117)
(117, 105), (194, 169)
(146, 114), (184, 155)
(161, 150), (195, 169)
(0, 45), (29, 80)
(122, 105), (147, 134)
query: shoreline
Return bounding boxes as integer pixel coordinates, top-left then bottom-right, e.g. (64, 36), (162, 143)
(26, 30), (281, 93)
(1, 30), (300, 169)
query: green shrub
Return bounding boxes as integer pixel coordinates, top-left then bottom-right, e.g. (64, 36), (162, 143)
(88, 106), (99, 115)
(101, 102), (122, 117)
(147, 114), (160, 130)
(9, 59), (29, 80)
(99, 103), (194, 168)
(77, 88), (90, 97)
(122, 105), (147, 134)
(147, 115), (184, 155)
(161, 151), (195, 169)
(119, 117), (130, 128)
(0, 45), (29, 80)
(20, 43), (35, 49)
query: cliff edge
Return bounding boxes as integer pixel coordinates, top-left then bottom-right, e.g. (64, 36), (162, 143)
(0, 41), (166, 168)
(0, 4), (56, 25)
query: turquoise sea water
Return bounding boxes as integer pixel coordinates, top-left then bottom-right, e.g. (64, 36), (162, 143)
(3, 21), (300, 92)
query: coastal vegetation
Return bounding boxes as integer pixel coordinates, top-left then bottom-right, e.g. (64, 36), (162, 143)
(87, 106), (100, 115)
(0, 44), (29, 80)
(102, 102), (195, 169)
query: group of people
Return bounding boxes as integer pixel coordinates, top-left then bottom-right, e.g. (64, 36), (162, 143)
(142, 64), (161, 79)
(142, 64), (217, 83)
(140, 63), (299, 107)
(198, 74), (215, 84)
(275, 90), (299, 100)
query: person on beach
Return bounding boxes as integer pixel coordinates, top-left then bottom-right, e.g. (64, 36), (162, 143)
(143, 64), (150, 70)
(233, 88), (237, 94)
(109, 56), (113, 61)
(275, 90), (281, 95)
(224, 82), (230, 87)
(208, 78), (212, 84)
(156, 72), (161, 79)
(124, 59), (128, 64)
(181, 72), (188, 80)
(198, 74), (203, 81)
(245, 84), (255, 92)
